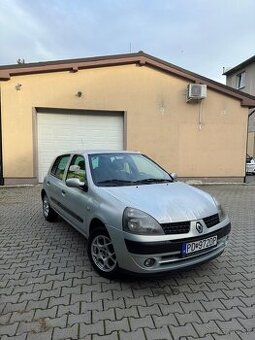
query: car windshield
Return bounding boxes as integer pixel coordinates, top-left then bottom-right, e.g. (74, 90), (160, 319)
(88, 153), (172, 186)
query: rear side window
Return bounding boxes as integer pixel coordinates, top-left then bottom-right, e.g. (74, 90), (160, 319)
(51, 155), (70, 180)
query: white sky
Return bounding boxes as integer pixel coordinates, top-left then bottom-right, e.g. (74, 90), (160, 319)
(0, 0), (254, 83)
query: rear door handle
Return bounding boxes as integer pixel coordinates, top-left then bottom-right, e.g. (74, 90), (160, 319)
(61, 190), (66, 197)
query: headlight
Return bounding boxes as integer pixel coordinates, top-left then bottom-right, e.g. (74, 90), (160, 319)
(212, 197), (226, 222)
(122, 207), (164, 235)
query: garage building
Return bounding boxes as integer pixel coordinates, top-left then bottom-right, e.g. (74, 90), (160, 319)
(0, 52), (255, 185)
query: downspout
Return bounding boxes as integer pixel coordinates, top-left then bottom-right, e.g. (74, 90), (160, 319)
(0, 86), (3, 185)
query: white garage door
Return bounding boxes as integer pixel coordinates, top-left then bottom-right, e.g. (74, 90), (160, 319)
(37, 111), (124, 182)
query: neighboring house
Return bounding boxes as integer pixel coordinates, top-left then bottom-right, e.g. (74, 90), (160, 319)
(223, 55), (255, 157)
(1, 51), (255, 185)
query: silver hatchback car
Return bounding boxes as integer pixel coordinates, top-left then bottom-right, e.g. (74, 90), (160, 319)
(42, 151), (231, 278)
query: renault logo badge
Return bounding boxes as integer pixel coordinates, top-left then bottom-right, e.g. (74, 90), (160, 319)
(196, 222), (203, 234)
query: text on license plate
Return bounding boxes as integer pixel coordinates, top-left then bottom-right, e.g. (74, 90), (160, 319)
(182, 236), (217, 256)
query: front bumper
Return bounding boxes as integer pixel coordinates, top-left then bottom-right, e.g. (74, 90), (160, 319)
(108, 219), (231, 274)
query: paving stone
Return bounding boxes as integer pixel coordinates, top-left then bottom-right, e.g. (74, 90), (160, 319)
(57, 302), (80, 317)
(103, 297), (125, 310)
(26, 329), (53, 340)
(71, 292), (92, 304)
(238, 306), (255, 318)
(93, 332), (119, 340)
(170, 323), (198, 339)
(105, 317), (130, 333)
(175, 311), (201, 325)
(53, 324), (78, 340)
(197, 309), (224, 323)
(119, 329), (147, 340)
(160, 302), (183, 315)
(185, 291), (209, 302)
(61, 285), (81, 296)
(100, 281), (120, 292)
(10, 309), (35, 323)
(193, 320), (223, 337)
(0, 323), (19, 337)
(48, 294), (70, 308)
(0, 312), (12, 325)
(239, 296), (255, 307)
(138, 304), (162, 317)
(218, 307), (247, 321)
(92, 308), (115, 322)
(40, 288), (61, 299)
(82, 283), (102, 294)
(213, 332), (244, 340)
(124, 296), (147, 308)
(237, 317), (255, 332)
(221, 297), (246, 309)
(166, 292), (189, 304)
(34, 306), (58, 320)
(80, 321), (104, 336)
(201, 299), (226, 311)
(26, 298), (49, 311)
(68, 311), (91, 325)
(237, 331), (255, 340)
(1, 334), (27, 340)
(204, 290), (228, 300)
(115, 306), (139, 320)
(4, 301), (28, 314)
(53, 278), (73, 289)
(145, 294), (168, 306)
(144, 325), (173, 340)
(81, 300), (103, 312)
(129, 315), (154, 330)
(1, 293), (20, 304)
(33, 281), (53, 292)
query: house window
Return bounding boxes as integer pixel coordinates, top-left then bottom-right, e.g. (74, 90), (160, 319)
(236, 71), (245, 89)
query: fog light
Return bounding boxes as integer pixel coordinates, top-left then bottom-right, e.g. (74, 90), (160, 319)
(144, 258), (155, 267)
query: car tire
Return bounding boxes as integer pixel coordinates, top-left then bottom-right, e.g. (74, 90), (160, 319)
(87, 228), (119, 279)
(42, 194), (58, 222)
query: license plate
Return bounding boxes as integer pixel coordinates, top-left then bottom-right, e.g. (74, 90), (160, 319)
(182, 235), (217, 256)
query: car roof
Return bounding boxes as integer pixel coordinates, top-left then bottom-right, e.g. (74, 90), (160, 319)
(68, 150), (141, 156)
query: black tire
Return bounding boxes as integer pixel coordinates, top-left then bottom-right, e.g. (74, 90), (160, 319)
(42, 194), (58, 222)
(87, 228), (119, 279)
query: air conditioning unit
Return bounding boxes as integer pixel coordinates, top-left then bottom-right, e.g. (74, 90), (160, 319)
(187, 84), (207, 101)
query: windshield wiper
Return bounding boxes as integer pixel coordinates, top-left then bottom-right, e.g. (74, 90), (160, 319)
(134, 178), (173, 184)
(97, 179), (135, 186)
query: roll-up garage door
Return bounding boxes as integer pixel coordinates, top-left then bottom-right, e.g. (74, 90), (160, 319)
(37, 110), (124, 182)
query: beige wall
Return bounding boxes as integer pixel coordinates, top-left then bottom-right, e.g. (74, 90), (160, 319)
(0, 64), (249, 182)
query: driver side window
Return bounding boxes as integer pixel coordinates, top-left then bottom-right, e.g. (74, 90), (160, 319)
(66, 155), (86, 182)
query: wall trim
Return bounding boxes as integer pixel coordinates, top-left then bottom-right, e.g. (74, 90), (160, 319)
(180, 177), (245, 184)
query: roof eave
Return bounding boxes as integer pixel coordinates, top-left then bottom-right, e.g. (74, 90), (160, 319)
(1, 51), (255, 108)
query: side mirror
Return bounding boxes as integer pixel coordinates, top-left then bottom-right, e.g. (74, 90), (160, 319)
(170, 173), (178, 180)
(66, 178), (88, 191)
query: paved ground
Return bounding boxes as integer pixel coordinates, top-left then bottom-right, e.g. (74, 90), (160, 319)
(0, 184), (254, 340)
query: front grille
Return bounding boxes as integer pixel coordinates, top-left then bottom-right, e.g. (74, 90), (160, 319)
(161, 221), (190, 235)
(203, 214), (220, 228)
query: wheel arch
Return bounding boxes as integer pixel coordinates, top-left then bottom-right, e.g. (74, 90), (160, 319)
(41, 189), (46, 200)
(89, 218), (108, 235)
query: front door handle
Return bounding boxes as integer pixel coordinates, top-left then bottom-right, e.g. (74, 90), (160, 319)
(61, 190), (66, 197)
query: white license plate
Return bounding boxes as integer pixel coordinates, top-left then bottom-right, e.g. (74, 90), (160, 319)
(182, 235), (217, 256)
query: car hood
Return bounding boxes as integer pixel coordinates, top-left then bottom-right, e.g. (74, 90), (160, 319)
(102, 181), (217, 223)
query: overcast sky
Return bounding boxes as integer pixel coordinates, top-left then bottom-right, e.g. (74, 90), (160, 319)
(0, 0), (254, 83)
